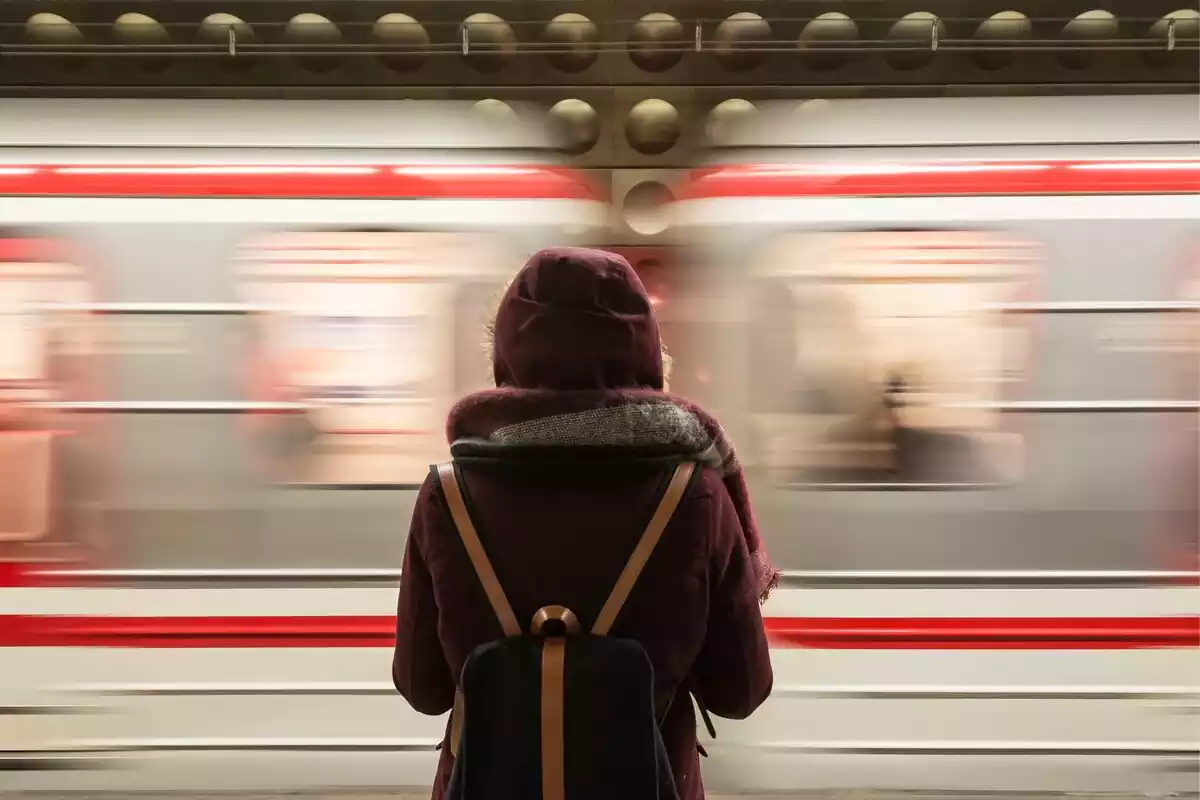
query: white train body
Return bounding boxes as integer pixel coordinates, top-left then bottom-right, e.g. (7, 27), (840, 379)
(3, 96), (1198, 795)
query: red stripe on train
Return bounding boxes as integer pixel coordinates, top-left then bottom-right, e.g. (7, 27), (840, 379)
(0, 166), (602, 201)
(0, 615), (1196, 649)
(679, 160), (1200, 200)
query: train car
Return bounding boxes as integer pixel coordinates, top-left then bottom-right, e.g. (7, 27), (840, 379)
(1, 95), (1197, 796)
(673, 94), (1200, 793)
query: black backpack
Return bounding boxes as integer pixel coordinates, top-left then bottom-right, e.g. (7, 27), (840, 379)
(435, 459), (696, 800)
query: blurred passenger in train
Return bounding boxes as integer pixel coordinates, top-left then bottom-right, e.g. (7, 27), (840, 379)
(880, 368), (986, 483)
(393, 247), (777, 800)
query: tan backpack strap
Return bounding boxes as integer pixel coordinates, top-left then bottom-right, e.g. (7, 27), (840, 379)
(449, 689), (465, 758)
(540, 638), (568, 800)
(592, 461), (695, 636)
(437, 462), (521, 637)
(438, 461), (522, 760)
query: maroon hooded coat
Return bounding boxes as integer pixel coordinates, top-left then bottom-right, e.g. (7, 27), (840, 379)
(393, 248), (773, 800)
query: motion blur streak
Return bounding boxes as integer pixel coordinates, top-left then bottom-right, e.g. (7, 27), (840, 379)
(2, 96), (1198, 795)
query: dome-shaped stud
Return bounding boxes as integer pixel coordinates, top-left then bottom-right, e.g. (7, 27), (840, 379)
(626, 98), (681, 156)
(714, 12), (770, 71)
(972, 11), (1031, 70)
(472, 99), (520, 132)
(628, 13), (684, 73)
(622, 182), (675, 237)
(706, 99), (757, 145)
(284, 14), (343, 73)
(373, 14), (429, 73)
(1059, 10), (1118, 69)
(25, 13), (86, 71)
(797, 12), (858, 71)
(462, 13), (515, 73)
(1146, 9), (1199, 67)
(543, 13), (598, 73)
(113, 13), (172, 72)
(197, 14), (256, 70)
(547, 99), (601, 155)
(886, 12), (945, 70)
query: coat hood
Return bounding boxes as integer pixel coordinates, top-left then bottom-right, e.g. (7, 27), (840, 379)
(491, 247), (664, 391)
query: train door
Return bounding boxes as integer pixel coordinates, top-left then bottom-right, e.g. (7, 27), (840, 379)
(239, 230), (511, 487)
(0, 234), (97, 560)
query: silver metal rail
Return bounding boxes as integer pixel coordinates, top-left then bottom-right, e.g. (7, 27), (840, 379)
(34, 302), (269, 316)
(29, 399), (1197, 414)
(38, 567), (406, 582)
(61, 682), (1200, 702)
(54, 738), (440, 753)
(33, 567), (1200, 587)
(990, 300), (1200, 314)
(32, 400), (308, 414)
(723, 742), (1200, 758)
(34, 399), (419, 412)
(772, 685), (1200, 701)
(785, 482), (1011, 491)
(31, 300), (1200, 316)
(36, 739), (1197, 758)
(778, 570), (1200, 587)
(955, 400), (1199, 413)
(62, 682), (399, 697)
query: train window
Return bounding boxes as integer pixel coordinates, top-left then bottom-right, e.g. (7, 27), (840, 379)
(237, 231), (508, 486)
(747, 230), (1036, 487)
(0, 237), (97, 554)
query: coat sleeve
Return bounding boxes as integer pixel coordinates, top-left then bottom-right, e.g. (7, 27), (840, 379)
(690, 481), (774, 720)
(392, 476), (456, 716)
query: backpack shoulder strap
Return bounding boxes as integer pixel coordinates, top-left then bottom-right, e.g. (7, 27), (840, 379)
(436, 462), (521, 637)
(592, 461), (696, 636)
(438, 461), (522, 761)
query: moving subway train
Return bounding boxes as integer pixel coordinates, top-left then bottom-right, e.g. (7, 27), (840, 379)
(2, 96), (1199, 794)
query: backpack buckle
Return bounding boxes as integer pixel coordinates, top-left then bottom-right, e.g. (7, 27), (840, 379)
(531, 605), (581, 636)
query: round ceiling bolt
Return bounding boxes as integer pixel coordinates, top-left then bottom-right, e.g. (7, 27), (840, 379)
(113, 13), (172, 72)
(622, 182), (675, 237)
(794, 98), (835, 117)
(628, 13), (684, 73)
(25, 13), (86, 71)
(1146, 9), (1199, 67)
(797, 12), (858, 71)
(285, 13), (343, 73)
(543, 13), (598, 73)
(373, 14), (429, 73)
(198, 14), (256, 70)
(472, 99), (520, 129)
(706, 99), (757, 145)
(462, 13), (515, 73)
(626, 98), (681, 156)
(886, 11), (946, 70)
(972, 11), (1031, 70)
(1059, 10), (1118, 69)
(713, 12), (771, 71)
(547, 99), (601, 156)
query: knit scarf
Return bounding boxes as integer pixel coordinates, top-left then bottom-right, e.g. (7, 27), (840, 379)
(447, 388), (779, 603)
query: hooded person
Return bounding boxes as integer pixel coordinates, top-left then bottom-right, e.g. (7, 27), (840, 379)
(393, 247), (777, 800)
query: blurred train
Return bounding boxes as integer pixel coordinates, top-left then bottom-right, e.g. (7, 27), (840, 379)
(2, 96), (1198, 795)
